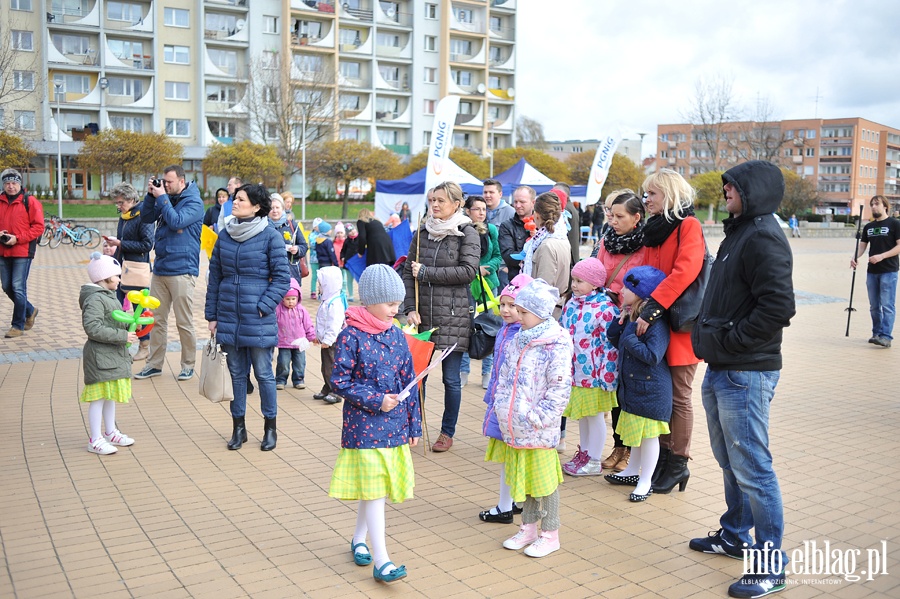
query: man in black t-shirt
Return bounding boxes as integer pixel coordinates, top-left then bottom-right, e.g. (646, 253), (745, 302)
(851, 195), (900, 347)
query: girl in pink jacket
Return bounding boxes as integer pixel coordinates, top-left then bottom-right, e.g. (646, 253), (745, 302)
(275, 280), (316, 390)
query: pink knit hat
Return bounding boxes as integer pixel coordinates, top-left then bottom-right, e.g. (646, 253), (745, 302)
(571, 258), (607, 290)
(500, 274), (533, 301)
(87, 251), (122, 283)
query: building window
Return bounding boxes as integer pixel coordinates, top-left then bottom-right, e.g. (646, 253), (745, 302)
(340, 29), (361, 47)
(108, 1), (143, 22)
(14, 111), (35, 130)
(487, 106), (500, 121)
(458, 101), (472, 115)
(295, 90), (323, 106)
(453, 132), (471, 147)
(164, 81), (190, 101)
(295, 20), (322, 39)
(784, 149), (791, 157)
(165, 119), (190, 137)
(424, 100), (435, 115)
(490, 16), (502, 32)
(208, 49), (238, 75)
(295, 54), (324, 73)
(11, 0), (32, 10)
(53, 74), (90, 94)
(490, 47), (502, 63)
(13, 71), (34, 91)
(108, 39), (143, 61)
(454, 8), (472, 23)
(678, 150), (686, 159)
(377, 33), (400, 47)
(340, 95), (360, 110)
(488, 76), (501, 89)
(423, 131), (431, 146)
(265, 123), (278, 140)
(164, 45), (190, 64)
(163, 7), (189, 27)
(806, 147), (814, 157)
(340, 127), (360, 141)
(379, 65), (399, 82)
(110, 115), (143, 132)
(108, 78), (143, 99)
(807, 129), (816, 139)
(424, 3), (437, 19)
(424, 67), (436, 83)
(209, 120), (236, 138)
(452, 70), (472, 86)
(450, 39), (472, 59)
(206, 13), (238, 35)
(424, 35), (436, 51)
(206, 84), (237, 105)
(379, 129), (399, 146)
(12, 31), (34, 51)
(264, 16), (279, 34)
(677, 166), (685, 175)
(340, 61), (361, 79)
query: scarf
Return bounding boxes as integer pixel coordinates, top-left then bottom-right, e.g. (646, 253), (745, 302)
(345, 306), (393, 334)
(522, 214), (567, 276)
(269, 214), (288, 228)
(516, 317), (554, 349)
(642, 206), (695, 248)
(119, 207), (140, 221)
(224, 215), (269, 242)
(602, 221), (645, 255)
(424, 209), (471, 241)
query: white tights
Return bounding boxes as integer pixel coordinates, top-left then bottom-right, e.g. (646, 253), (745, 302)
(88, 400), (117, 442)
(616, 437), (659, 496)
(578, 413), (607, 460)
(353, 497), (396, 573)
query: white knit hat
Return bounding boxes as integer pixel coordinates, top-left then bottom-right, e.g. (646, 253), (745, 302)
(514, 278), (559, 320)
(87, 251), (122, 283)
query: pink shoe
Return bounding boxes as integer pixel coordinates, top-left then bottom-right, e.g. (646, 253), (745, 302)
(502, 522), (539, 550)
(524, 529), (560, 558)
(562, 445), (589, 475)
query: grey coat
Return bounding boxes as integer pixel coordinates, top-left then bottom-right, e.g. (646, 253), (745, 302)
(402, 223), (480, 352)
(79, 285), (133, 385)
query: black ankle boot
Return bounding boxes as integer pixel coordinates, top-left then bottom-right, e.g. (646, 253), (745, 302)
(652, 454), (690, 494)
(227, 416), (247, 450)
(651, 448), (671, 485)
(261, 417), (277, 451)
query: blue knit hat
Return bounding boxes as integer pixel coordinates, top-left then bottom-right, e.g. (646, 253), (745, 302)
(317, 221), (332, 234)
(623, 266), (666, 300)
(359, 264), (406, 306)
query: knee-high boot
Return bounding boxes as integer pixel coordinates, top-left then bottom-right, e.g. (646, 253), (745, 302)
(227, 416), (247, 450)
(261, 417), (277, 451)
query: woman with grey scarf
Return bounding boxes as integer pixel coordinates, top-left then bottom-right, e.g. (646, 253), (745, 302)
(205, 184), (290, 451)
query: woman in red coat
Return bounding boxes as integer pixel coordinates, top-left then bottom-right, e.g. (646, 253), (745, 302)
(637, 169), (705, 494)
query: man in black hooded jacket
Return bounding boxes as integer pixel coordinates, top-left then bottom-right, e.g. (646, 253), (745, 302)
(689, 160), (795, 598)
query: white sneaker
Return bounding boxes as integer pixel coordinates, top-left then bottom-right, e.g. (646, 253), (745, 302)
(103, 429), (134, 447)
(481, 374), (489, 389)
(524, 531), (560, 558)
(88, 438), (117, 455)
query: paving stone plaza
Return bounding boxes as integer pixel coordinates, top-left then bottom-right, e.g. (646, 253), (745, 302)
(1, 237), (897, 598)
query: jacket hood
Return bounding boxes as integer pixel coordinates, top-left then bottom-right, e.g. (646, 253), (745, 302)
(289, 277), (302, 295)
(722, 160), (785, 219)
(78, 283), (112, 309)
(318, 265), (343, 300)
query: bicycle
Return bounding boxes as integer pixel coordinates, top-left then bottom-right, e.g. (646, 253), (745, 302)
(49, 220), (101, 248)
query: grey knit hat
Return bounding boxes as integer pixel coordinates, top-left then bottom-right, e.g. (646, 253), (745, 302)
(514, 278), (559, 320)
(359, 264), (406, 306)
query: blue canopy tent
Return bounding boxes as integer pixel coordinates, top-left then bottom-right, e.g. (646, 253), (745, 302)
(374, 161), (484, 224)
(494, 158), (587, 199)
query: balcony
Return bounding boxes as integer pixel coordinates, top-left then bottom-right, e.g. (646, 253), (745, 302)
(384, 144), (409, 155)
(376, 3), (412, 27)
(489, 24), (515, 41)
(340, 2), (373, 21)
(205, 0), (248, 10)
(490, 0), (516, 9)
(47, 1), (100, 27)
(820, 138), (853, 146)
(291, 0), (336, 13)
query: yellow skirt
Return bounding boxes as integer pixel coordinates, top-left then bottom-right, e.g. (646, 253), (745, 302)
(563, 387), (617, 419)
(484, 437), (509, 464)
(504, 446), (563, 503)
(616, 411), (670, 447)
(329, 444), (414, 504)
(80, 378), (132, 403)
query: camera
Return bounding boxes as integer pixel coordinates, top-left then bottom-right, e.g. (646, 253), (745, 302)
(0, 234), (11, 244)
(152, 178), (163, 188)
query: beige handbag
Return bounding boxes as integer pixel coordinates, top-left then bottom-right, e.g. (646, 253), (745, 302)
(199, 336), (233, 403)
(121, 260), (152, 288)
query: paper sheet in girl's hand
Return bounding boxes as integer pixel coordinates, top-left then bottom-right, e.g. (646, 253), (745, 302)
(396, 343), (457, 402)
(291, 338), (311, 351)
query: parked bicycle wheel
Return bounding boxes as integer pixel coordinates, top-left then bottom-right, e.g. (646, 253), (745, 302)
(38, 226), (53, 247)
(49, 230), (64, 248)
(79, 228), (101, 249)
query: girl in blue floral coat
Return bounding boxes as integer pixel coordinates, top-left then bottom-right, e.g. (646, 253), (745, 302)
(328, 264), (421, 584)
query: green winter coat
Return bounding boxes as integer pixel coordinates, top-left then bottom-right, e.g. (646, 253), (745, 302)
(79, 284), (132, 385)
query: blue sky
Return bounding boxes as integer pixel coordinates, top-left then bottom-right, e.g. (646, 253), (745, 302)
(516, 0), (898, 157)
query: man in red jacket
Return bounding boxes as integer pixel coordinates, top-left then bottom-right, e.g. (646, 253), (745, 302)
(0, 168), (44, 338)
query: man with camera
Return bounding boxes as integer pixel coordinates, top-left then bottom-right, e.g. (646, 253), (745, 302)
(134, 165), (204, 381)
(0, 169), (44, 338)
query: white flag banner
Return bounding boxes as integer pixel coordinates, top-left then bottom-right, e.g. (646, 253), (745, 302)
(584, 128), (623, 206)
(424, 95), (461, 194)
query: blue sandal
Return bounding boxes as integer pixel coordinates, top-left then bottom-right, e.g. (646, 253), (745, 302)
(350, 540), (372, 566)
(373, 562), (407, 583)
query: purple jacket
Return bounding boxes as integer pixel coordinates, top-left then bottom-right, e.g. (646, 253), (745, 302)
(482, 322), (521, 440)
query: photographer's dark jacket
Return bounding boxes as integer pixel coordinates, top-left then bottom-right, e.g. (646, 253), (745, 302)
(691, 161), (795, 371)
(141, 181), (203, 276)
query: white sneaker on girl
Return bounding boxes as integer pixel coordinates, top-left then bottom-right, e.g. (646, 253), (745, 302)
(88, 438), (117, 455)
(103, 429), (134, 447)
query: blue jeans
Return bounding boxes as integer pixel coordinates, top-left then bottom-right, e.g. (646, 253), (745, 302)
(702, 369), (784, 567)
(422, 350), (463, 438)
(866, 270), (897, 340)
(0, 257), (35, 330)
(460, 352), (493, 376)
(275, 348), (306, 386)
(222, 344), (277, 419)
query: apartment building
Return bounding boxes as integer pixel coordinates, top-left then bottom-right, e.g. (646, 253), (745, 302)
(2, 0), (517, 198)
(543, 138), (642, 165)
(656, 117), (900, 217)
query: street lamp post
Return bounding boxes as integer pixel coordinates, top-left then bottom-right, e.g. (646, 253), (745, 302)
(300, 103), (309, 222)
(488, 120), (495, 177)
(55, 83), (64, 218)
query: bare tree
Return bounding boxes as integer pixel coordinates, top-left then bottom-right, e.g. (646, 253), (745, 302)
(516, 115), (547, 149)
(731, 96), (790, 164)
(682, 76), (742, 173)
(0, 19), (42, 131)
(243, 51), (336, 189)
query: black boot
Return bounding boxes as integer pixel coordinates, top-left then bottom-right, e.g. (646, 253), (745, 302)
(651, 448), (671, 486)
(227, 416), (247, 450)
(652, 454), (690, 494)
(261, 417), (277, 451)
